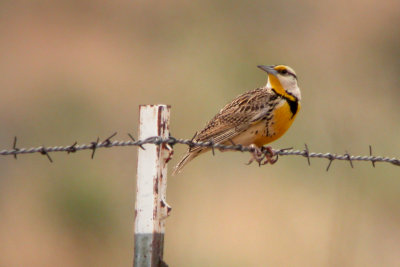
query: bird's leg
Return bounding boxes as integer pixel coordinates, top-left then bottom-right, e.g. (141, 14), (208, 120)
(246, 144), (265, 166)
(260, 146), (278, 165)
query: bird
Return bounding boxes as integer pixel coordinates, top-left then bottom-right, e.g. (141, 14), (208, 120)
(172, 65), (301, 175)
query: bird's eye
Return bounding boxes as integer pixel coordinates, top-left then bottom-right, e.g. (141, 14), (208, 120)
(280, 69), (288, 75)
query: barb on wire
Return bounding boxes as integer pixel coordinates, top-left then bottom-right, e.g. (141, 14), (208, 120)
(91, 137), (100, 159)
(210, 138), (215, 156)
(1, 135), (400, 170)
(40, 146), (53, 163)
(128, 133), (145, 150)
(67, 141), (77, 154)
(103, 132), (117, 147)
(370, 145), (376, 168)
(326, 154), (335, 171)
(13, 136), (18, 159)
(304, 143), (310, 166)
(345, 150), (353, 168)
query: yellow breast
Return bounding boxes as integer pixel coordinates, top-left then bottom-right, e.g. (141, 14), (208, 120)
(265, 100), (300, 144)
(230, 100), (301, 147)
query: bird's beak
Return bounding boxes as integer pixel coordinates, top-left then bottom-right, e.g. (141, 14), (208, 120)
(257, 65), (278, 75)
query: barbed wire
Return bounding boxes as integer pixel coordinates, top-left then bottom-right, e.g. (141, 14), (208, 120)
(1, 133), (399, 171)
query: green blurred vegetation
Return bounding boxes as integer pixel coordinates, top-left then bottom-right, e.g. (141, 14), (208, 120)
(45, 169), (117, 238)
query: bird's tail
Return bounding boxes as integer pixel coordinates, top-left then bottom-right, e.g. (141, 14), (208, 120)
(172, 150), (203, 176)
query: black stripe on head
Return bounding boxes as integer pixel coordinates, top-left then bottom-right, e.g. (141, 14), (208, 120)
(276, 66), (297, 80)
(281, 69), (297, 79)
(288, 72), (297, 80)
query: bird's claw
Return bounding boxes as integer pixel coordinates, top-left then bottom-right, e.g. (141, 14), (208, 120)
(260, 146), (278, 165)
(246, 145), (278, 166)
(246, 144), (264, 165)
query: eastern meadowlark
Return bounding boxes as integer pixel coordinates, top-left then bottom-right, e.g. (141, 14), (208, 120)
(172, 65), (301, 175)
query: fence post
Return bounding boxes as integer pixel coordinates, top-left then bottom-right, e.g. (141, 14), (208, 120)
(134, 105), (171, 267)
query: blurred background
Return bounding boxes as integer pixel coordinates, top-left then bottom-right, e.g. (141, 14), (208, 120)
(0, 0), (399, 266)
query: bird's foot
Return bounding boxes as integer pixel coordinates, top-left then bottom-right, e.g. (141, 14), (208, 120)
(260, 146), (278, 165)
(246, 144), (265, 166)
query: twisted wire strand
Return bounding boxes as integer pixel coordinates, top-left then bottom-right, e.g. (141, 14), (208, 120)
(1, 135), (399, 168)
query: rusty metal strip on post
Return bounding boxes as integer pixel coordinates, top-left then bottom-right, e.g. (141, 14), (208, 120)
(134, 105), (171, 267)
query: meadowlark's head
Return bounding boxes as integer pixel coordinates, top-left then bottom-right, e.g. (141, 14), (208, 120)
(257, 65), (301, 101)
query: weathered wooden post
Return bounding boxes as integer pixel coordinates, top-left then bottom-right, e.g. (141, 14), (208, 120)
(134, 105), (171, 267)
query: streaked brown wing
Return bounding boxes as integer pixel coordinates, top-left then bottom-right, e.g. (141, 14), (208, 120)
(190, 87), (276, 152)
